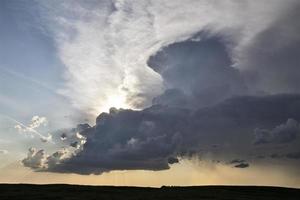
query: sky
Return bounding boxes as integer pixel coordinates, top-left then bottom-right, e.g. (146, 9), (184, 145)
(0, 0), (300, 187)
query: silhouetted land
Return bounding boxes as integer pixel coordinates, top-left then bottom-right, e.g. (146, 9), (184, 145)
(0, 184), (299, 200)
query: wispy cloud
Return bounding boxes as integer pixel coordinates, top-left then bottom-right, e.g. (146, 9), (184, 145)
(1, 114), (54, 144)
(0, 66), (57, 95)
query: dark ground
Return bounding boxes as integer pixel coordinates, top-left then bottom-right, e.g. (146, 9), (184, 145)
(0, 184), (299, 200)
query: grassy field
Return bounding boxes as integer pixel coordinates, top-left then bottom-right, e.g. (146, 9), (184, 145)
(0, 184), (299, 200)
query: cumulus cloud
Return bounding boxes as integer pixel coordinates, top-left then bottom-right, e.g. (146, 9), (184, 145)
(22, 148), (48, 169)
(254, 119), (300, 145)
(22, 147), (70, 170)
(23, 94), (300, 174)
(28, 116), (47, 129)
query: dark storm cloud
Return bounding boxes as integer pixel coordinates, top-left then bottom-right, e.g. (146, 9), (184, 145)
(49, 106), (189, 174)
(50, 123), (90, 147)
(270, 154), (282, 159)
(285, 152), (300, 159)
(253, 119), (300, 145)
(168, 157), (179, 164)
(152, 88), (188, 108)
(234, 163), (249, 168)
(228, 159), (250, 169)
(148, 33), (247, 109)
(229, 159), (246, 165)
(239, 4), (300, 95)
(35, 94), (300, 174)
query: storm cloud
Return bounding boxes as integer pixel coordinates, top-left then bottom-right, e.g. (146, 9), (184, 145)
(22, 94), (300, 174)
(148, 33), (246, 108)
(237, 3), (300, 95)
(21, 0), (300, 175)
(254, 119), (300, 145)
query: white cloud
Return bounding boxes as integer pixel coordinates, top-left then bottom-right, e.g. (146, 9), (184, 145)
(13, 115), (53, 143)
(22, 147), (70, 170)
(14, 115), (48, 135)
(22, 148), (48, 169)
(35, 0), (295, 116)
(29, 116), (47, 129)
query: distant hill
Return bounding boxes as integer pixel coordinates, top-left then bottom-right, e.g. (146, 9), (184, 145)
(0, 184), (299, 200)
